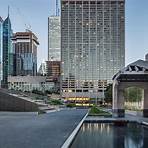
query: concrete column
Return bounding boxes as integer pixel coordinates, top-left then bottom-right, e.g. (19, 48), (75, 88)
(112, 81), (125, 117)
(143, 89), (148, 117)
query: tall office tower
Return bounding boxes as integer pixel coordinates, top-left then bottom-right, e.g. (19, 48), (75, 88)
(38, 61), (47, 76)
(0, 17), (3, 87)
(2, 15), (14, 87)
(61, 0), (125, 100)
(12, 31), (39, 76)
(48, 16), (61, 61)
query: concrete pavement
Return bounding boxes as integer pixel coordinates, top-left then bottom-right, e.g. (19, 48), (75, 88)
(0, 109), (87, 148)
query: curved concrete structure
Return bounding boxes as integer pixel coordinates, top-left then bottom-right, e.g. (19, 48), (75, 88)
(112, 59), (148, 117)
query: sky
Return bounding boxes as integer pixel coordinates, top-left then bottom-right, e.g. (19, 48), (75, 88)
(0, 0), (148, 69)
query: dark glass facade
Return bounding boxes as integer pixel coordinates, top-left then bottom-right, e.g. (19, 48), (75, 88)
(61, 0), (125, 99)
(2, 16), (14, 86)
(0, 17), (3, 87)
(12, 32), (39, 76)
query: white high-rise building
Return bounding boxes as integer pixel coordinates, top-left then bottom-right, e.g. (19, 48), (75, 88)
(38, 60), (47, 76)
(48, 16), (61, 61)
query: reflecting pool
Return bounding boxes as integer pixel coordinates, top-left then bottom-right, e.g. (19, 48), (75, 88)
(71, 123), (148, 148)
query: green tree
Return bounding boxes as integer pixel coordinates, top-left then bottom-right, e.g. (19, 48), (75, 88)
(124, 87), (142, 102)
(104, 84), (112, 103)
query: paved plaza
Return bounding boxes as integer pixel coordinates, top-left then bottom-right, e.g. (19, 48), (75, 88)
(0, 109), (87, 148)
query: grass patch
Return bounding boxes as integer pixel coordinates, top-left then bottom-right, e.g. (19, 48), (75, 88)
(89, 106), (112, 117)
(47, 99), (63, 105)
(66, 103), (76, 108)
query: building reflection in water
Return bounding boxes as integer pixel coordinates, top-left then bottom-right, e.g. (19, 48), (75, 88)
(71, 123), (148, 148)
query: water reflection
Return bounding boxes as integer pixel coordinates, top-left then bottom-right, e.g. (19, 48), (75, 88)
(71, 123), (148, 148)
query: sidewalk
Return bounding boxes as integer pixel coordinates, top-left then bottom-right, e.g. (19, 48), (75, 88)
(0, 109), (88, 148)
(85, 110), (148, 125)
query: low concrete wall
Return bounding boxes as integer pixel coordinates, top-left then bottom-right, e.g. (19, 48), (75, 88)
(0, 90), (39, 112)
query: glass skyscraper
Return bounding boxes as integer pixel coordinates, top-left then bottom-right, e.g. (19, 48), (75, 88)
(2, 15), (14, 87)
(61, 0), (125, 99)
(48, 16), (61, 61)
(0, 17), (3, 87)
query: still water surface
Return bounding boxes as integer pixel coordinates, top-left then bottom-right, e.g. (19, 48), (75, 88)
(71, 123), (148, 148)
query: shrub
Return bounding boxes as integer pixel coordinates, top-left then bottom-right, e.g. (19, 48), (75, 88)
(89, 106), (111, 116)
(47, 99), (63, 105)
(66, 103), (76, 108)
(32, 90), (45, 95)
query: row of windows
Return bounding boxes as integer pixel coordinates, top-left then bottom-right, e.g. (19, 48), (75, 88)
(61, 0), (125, 89)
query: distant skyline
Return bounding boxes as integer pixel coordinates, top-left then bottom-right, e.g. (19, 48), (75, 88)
(0, 0), (148, 68)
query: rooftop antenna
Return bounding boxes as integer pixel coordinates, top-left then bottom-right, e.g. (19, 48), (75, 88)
(56, 0), (59, 16)
(8, 5), (10, 17)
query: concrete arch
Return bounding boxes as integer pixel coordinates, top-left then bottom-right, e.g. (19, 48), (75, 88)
(112, 80), (148, 117)
(118, 82), (148, 90)
(112, 59), (148, 117)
